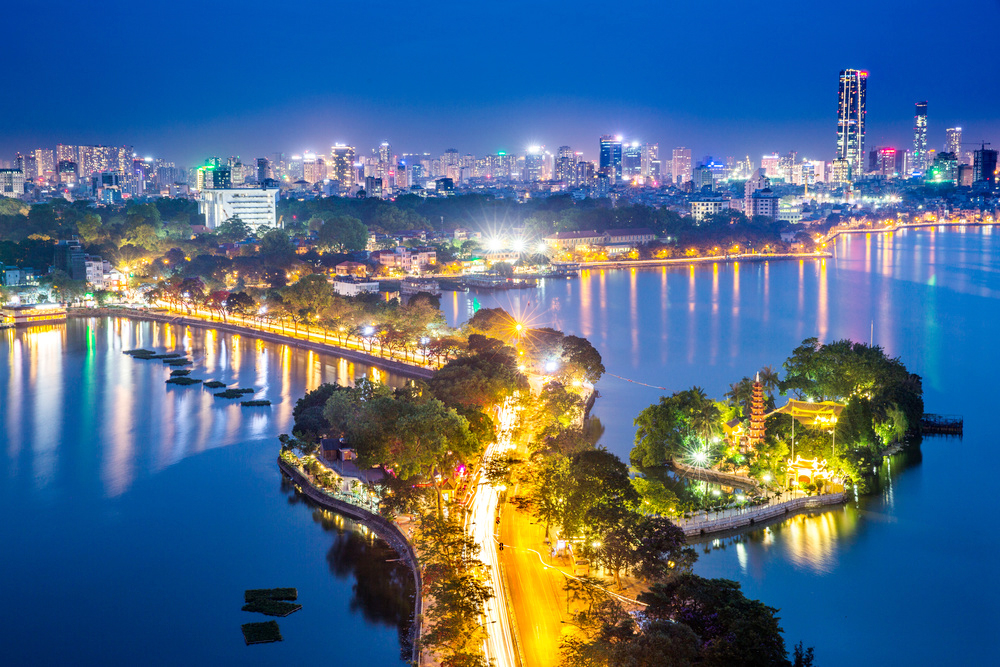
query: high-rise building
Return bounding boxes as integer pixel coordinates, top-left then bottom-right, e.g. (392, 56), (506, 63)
(523, 148), (544, 183)
(599, 135), (623, 182)
(256, 157), (270, 183)
(640, 143), (659, 179)
(622, 143), (642, 180)
(925, 152), (958, 185)
(946, 127), (962, 159)
(912, 101), (928, 174)
(555, 146), (575, 183)
(302, 152), (326, 183)
(868, 147), (898, 178)
(330, 144), (356, 187)
(33, 148), (55, 183)
(672, 148), (692, 185)
(973, 146), (998, 186)
(836, 69), (868, 178)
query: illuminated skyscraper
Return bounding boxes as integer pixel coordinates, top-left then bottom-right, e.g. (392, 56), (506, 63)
(671, 147), (692, 185)
(946, 127), (962, 159)
(524, 147), (544, 182)
(640, 143), (658, 179)
(33, 148), (55, 183)
(912, 102), (928, 174)
(556, 146), (576, 183)
(836, 69), (868, 177)
(329, 144), (356, 186)
(622, 143), (642, 180)
(599, 135), (622, 181)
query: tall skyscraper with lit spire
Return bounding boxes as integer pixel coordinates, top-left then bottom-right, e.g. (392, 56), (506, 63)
(836, 69), (867, 178)
(912, 101), (928, 174)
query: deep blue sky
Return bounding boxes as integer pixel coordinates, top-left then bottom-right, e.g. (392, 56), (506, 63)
(4, 0), (999, 166)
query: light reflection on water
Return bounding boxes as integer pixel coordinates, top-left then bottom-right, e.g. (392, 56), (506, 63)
(1, 317), (405, 499)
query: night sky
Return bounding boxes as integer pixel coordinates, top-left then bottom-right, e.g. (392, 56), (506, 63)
(5, 0), (999, 166)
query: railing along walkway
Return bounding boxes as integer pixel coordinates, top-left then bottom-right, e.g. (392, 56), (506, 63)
(675, 490), (847, 538)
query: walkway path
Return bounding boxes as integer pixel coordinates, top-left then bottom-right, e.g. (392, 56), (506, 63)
(675, 490), (847, 538)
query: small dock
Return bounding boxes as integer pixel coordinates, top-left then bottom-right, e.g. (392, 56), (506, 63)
(921, 414), (963, 435)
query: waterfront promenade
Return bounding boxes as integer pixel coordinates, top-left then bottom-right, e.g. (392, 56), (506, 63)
(675, 490), (848, 538)
(568, 250), (831, 271)
(70, 306), (435, 380)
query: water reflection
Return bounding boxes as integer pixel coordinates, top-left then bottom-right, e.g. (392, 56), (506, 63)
(0, 317), (405, 499)
(282, 478), (415, 661)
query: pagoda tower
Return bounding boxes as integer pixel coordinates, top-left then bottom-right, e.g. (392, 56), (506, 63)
(748, 372), (766, 450)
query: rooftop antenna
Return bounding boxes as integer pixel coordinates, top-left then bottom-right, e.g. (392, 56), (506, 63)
(870, 320), (874, 346)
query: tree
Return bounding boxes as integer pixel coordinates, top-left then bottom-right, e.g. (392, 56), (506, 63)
(215, 216), (251, 243)
(632, 515), (696, 582)
(560, 335), (606, 384)
(317, 215), (369, 252)
(511, 455), (571, 538)
(631, 388), (722, 467)
(563, 449), (639, 541)
(640, 575), (791, 667)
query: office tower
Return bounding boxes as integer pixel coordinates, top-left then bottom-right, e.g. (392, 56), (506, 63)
(58, 161), (78, 185)
(623, 143), (642, 180)
(556, 146), (576, 183)
(671, 148), (692, 185)
(575, 160), (594, 187)
(599, 135), (623, 181)
(912, 102), (928, 173)
(303, 152), (326, 183)
(256, 157), (270, 183)
(973, 146), (998, 185)
(329, 145), (356, 186)
(640, 143), (658, 178)
(288, 155), (304, 180)
(836, 68), (868, 178)
(868, 147), (898, 178)
(524, 148), (544, 183)
(115, 146), (133, 173)
(379, 142), (392, 167)
(946, 127), (962, 159)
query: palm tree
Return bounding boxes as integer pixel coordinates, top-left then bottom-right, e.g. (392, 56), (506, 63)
(758, 365), (780, 397)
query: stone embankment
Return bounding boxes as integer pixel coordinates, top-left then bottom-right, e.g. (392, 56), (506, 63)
(676, 491), (847, 538)
(574, 251), (831, 270)
(278, 458), (422, 665)
(70, 307), (434, 380)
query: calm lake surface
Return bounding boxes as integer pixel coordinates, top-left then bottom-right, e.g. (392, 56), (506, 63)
(0, 320), (414, 665)
(443, 226), (1000, 664)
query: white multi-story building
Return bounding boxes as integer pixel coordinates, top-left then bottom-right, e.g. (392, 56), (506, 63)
(198, 188), (280, 230)
(690, 197), (729, 222)
(0, 169), (25, 198)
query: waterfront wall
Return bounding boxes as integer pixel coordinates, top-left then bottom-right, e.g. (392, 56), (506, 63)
(573, 251), (831, 270)
(277, 457), (423, 665)
(678, 491), (847, 539)
(69, 307), (435, 380)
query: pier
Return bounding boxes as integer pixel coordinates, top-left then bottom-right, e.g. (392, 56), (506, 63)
(920, 413), (963, 435)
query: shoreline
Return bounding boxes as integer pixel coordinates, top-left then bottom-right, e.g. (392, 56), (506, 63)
(278, 457), (423, 666)
(566, 251), (831, 271)
(68, 308), (435, 381)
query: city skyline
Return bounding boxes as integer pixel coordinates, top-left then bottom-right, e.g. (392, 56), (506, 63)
(4, 1), (999, 165)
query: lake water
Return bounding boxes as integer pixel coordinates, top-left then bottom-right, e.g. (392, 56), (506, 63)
(0, 319), (414, 665)
(443, 227), (1000, 664)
